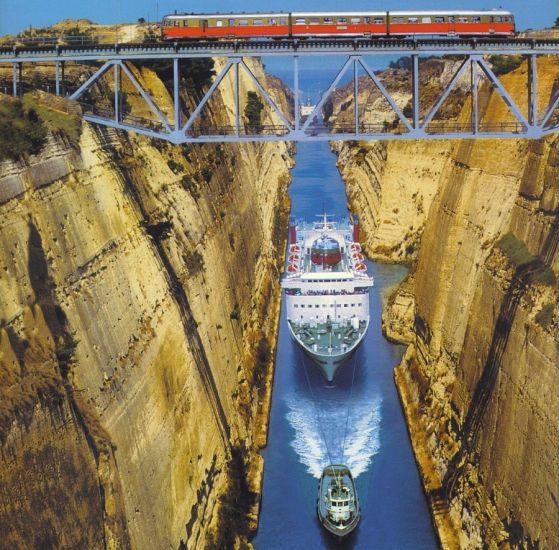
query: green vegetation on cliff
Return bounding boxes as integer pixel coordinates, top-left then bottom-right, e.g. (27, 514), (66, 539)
(22, 95), (81, 147)
(496, 233), (556, 285)
(0, 99), (47, 160)
(245, 91), (264, 132)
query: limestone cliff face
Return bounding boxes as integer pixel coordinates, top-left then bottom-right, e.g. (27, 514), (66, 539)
(0, 58), (292, 549)
(335, 139), (450, 261)
(339, 56), (559, 548)
(331, 59), (465, 262)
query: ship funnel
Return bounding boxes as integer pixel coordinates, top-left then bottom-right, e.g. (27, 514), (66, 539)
(289, 218), (297, 245)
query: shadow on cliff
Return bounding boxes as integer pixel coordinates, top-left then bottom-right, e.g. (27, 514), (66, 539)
(441, 220), (559, 499)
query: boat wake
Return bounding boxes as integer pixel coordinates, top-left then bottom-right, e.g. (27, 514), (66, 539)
(286, 393), (382, 478)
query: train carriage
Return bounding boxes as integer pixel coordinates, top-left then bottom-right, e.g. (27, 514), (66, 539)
(161, 10), (515, 40)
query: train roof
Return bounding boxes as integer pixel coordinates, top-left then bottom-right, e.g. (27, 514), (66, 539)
(163, 13), (289, 19)
(163, 9), (514, 19)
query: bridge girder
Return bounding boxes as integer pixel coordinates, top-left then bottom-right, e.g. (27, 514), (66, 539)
(2, 40), (559, 143)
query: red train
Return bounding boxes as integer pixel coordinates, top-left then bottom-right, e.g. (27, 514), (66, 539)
(161, 10), (515, 40)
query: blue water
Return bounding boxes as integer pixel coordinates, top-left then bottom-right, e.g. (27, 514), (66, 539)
(253, 141), (438, 550)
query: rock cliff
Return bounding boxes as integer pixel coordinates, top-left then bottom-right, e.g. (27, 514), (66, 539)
(0, 56), (292, 549)
(338, 56), (559, 548)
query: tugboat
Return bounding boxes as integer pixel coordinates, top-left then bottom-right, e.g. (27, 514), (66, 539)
(317, 464), (360, 539)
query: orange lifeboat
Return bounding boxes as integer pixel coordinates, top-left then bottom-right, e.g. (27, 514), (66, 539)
(289, 244), (301, 253)
(287, 264), (299, 273)
(288, 254), (300, 262)
(351, 252), (364, 261)
(350, 243), (361, 252)
(354, 262), (366, 272)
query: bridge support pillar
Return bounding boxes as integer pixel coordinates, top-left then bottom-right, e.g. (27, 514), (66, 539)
(173, 58), (180, 130)
(471, 57), (479, 134)
(234, 59), (240, 137)
(114, 63), (120, 122)
(12, 63), (17, 97)
(55, 61), (60, 96)
(353, 57), (359, 135)
(412, 54), (419, 129)
(294, 55), (300, 131)
(529, 54), (537, 126)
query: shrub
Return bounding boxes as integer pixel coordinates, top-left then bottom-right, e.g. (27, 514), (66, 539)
(56, 332), (79, 377)
(245, 91), (264, 132)
(199, 166), (212, 183)
(0, 99), (48, 160)
(535, 303), (555, 329)
(136, 58), (215, 100)
(488, 55), (523, 76)
(167, 158), (183, 173)
(496, 233), (534, 267)
(180, 174), (199, 199)
(22, 94), (81, 148)
(183, 250), (204, 276)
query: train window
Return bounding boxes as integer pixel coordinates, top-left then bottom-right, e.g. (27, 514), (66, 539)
(472, 16), (481, 22)
(458, 17), (468, 23)
(295, 18), (306, 25)
(408, 17), (418, 23)
(239, 19), (248, 26)
(364, 17), (370, 23)
(254, 19), (263, 25)
(435, 17), (444, 23)
(351, 17), (361, 24)
(422, 17), (431, 23)
(270, 18), (277, 25)
(324, 17), (333, 24)
(216, 20), (223, 27)
(280, 18), (287, 25)
(393, 17), (404, 23)
(495, 16), (503, 22)
(374, 18), (383, 24)
(310, 17), (320, 25)
(448, 16), (455, 23)
(229, 19), (235, 26)
(338, 18), (347, 24)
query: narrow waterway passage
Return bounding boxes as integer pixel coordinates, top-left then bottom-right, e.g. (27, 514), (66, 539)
(254, 141), (438, 549)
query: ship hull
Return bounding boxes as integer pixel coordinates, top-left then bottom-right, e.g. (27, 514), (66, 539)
(317, 465), (360, 539)
(287, 320), (367, 382)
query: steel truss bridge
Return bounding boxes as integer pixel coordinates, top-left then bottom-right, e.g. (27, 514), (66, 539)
(1, 38), (559, 143)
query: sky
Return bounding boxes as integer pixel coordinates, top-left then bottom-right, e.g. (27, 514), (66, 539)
(0, 0), (556, 36)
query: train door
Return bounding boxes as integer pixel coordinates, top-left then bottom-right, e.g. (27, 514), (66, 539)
(447, 14), (456, 36)
(200, 19), (208, 35)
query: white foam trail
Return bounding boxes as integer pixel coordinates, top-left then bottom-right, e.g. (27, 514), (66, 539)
(286, 393), (383, 479)
(342, 400), (382, 477)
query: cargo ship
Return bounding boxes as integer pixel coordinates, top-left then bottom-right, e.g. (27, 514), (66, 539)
(281, 215), (374, 382)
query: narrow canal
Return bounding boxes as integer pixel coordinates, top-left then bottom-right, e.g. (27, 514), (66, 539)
(254, 140), (438, 549)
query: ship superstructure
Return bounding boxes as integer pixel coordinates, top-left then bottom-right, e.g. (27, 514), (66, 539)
(317, 465), (360, 539)
(281, 215), (374, 382)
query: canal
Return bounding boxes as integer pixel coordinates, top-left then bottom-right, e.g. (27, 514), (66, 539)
(253, 140), (438, 549)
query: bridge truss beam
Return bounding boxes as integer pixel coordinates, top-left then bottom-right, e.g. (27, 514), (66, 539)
(2, 40), (559, 143)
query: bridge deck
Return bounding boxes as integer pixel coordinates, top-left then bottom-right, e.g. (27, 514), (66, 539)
(1, 38), (559, 62)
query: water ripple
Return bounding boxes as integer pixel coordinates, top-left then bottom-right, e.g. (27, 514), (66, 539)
(286, 393), (382, 479)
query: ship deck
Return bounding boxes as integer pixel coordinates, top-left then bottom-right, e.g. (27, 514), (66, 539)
(288, 319), (367, 354)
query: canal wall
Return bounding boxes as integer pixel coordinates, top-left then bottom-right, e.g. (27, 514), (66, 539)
(336, 57), (559, 548)
(0, 59), (292, 548)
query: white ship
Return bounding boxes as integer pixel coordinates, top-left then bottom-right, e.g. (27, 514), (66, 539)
(281, 215), (374, 382)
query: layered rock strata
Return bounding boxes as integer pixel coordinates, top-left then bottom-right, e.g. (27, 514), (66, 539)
(0, 57), (292, 549)
(339, 56), (559, 548)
